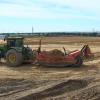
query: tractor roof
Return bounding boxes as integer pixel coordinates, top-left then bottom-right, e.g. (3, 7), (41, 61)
(6, 36), (24, 39)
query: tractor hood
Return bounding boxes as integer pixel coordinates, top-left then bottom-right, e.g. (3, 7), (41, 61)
(0, 45), (7, 53)
(0, 45), (6, 47)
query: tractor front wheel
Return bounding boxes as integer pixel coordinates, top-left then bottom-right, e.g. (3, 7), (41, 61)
(6, 49), (22, 67)
(72, 55), (83, 67)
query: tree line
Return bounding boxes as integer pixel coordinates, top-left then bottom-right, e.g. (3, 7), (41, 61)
(2, 32), (98, 37)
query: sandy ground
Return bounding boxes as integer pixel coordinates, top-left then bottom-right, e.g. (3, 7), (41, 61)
(0, 37), (100, 100)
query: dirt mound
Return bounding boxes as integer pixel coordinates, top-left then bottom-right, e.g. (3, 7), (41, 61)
(19, 79), (88, 100)
(42, 49), (64, 57)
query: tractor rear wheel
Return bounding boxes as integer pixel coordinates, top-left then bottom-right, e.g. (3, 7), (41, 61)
(72, 55), (83, 67)
(6, 49), (22, 67)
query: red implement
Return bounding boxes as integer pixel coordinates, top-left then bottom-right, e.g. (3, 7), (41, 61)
(33, 45), (93, 67)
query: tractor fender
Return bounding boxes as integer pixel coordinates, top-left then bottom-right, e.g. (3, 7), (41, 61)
(8, 47), (22, 53)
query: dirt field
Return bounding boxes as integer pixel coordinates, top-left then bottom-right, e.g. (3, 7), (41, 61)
(0, 37), (100, 100)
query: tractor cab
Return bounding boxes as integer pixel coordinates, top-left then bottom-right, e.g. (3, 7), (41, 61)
(5, 36), (24, 49)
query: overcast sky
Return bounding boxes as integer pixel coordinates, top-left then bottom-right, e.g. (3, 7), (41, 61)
(0, 0), (100, 33)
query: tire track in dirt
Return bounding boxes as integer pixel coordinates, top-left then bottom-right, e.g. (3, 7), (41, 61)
(0, 77), (94, 100)
(51, 80), (100, 100)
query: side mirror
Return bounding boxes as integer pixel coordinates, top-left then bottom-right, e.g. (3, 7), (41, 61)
(4, 38), (6, 41)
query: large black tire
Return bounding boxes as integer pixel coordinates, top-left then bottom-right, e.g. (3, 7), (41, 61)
(72, 55), (83, 67)
(6, 49), (22, 67)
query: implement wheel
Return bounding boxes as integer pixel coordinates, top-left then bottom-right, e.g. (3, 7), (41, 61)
(72, 55), (83, 67)
(6, 49), (22, 67)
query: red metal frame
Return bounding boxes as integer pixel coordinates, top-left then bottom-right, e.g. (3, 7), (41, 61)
(33, 49), (83, 67)
(28, 40), (94, 67)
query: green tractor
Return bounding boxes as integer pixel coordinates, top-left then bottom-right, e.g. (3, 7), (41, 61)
(0, 36), (35, 67)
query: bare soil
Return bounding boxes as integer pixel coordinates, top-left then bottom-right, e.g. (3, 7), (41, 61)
(0, 37), (100, 100)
